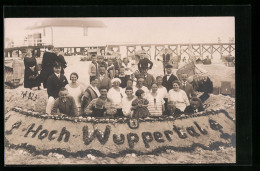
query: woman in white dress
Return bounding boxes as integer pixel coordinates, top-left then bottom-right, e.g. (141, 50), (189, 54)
(146, 83), (165, 116)
(65, 72), (84, 114)
(122, 57), (134, 76)
(168, 80), (190, 111)
(107, 78), (125, 117)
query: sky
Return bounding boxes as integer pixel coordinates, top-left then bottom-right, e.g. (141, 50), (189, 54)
(4, 17), (235, 46)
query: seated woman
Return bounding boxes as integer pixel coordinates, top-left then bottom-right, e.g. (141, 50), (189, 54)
(81, 76), (100, 114)
(163, 101), (183, 117)
(146, 83), (165, 116)
(168, 80), (190, 112)
(51, 87), (78, 117)
(132, 89), (150, 118)
(184, 97), (204, 114)
(107, 78), (124, 117)
(84, 86), (116, 117)
(65, 72), (84, 114)
(122, 87), (136, 117)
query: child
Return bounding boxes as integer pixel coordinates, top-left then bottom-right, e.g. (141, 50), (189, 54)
(131, 89), (150, 118)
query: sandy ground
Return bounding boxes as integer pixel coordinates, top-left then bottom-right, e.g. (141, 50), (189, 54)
(4, 55), (236, 165)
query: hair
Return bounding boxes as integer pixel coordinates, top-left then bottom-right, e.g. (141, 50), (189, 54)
(97, 55), (104, 59)
(90, 76), (98, 83)
(126, 79), (133, 83)
(70, 72), (79, 80)
(151, 82), (158, 87)
(125, 87), (133, 91)
(172, 80), (181, 86)
(190, 97), (203, 108)
(99, 64), (106, 69)
(59, 87), (68, 93)
(156, 76), (163, 80)
(123, 57), (129, 62)
(167, 101), (176, 106)
(91, 55), (97, 58)
(120, 66), (125, 69)
(99, 86), (108, 91)
(47, 45), (54, 50)
(135, 89), (145, 97)
(53, 62), (61, 68)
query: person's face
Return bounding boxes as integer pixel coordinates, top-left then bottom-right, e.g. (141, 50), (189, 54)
(92, 57), (97, 63)
(97, 57), (103, 63)
(53, 66), (61, 74)
(151, 84), (158, 93)
(156, 77), (163, 85)
(137, 79), (144, 86)
(99, 67), (106, 75)
(141, 93), (145, 98)
(141, 69), (148, 75)
(26, 49), (32, 56)
(119, 68), (125, 75)
(100, 89), (108, 98)
(167, 104), (176, 112)
(59, 90), (68, 100)
(191, 101), (200, 110)
(173, 83), (180, 91)
(113, 81), (120, 88)
(140, 55), (145, 59)
(166, 68), (172, 74)
(126, 80), (133, 87)
(123, 58), (128, 64)
(91, 79), (98, 87)
(182, 74), (188, 81)
(70, 74), (78, 83)
(203, 76), (207, 82)
(108, 59), (113, 65)
(125, 90), (133, 97)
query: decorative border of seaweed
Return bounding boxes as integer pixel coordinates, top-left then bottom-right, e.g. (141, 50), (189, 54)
(10, 107), (235, 124)
(5, 107), (236, 158)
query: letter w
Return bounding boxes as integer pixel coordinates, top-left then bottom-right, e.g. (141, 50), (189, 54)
(82, 125), (111, 145)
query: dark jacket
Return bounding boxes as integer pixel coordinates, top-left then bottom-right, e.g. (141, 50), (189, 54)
(162, 74), (179, 92)
(138, 58), (153, 71)
(180, 81), (196, 100)
(198, 77), (213, 94)
(40, 52), (66, 88)
(163, 108), (183, 117)
(47, 73), (68, 99)
(143, 74), (155, 90)
(24, 57), (41, 88)
(184, 105), (204, 114)
(51, 96), (78, 117)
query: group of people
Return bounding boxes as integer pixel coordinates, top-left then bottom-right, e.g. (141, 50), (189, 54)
(23, 47), (212, 118)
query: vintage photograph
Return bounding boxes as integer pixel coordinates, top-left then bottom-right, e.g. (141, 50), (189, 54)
(4, 17), (236, 164)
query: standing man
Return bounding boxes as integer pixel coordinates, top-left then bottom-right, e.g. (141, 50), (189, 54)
(88, 55), (98, 80)
(138, 52), (153, 72)
(140, 68), (155, 90)
(180, 73), (196, 100)
(162, 64), (179, 92)
(97, 65), (112, 91)
(46, 62), (69, 114)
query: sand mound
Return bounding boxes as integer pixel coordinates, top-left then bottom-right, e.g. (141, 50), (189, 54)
(5, 87), (48, 114)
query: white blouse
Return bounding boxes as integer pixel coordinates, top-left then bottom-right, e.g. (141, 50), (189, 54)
(168, 89), (190, 111)
(107, 87), (124, 109)
(65, 84), (84, 108)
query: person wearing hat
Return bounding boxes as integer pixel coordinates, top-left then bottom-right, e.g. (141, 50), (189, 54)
(184, 97), (204, 114)
(40, 46), (66, 88)
(162, 64), (179, 92)
(46, 62), (69, 114)
(84, 86), (116, 117)
(179, 73), (196, 100)
(23, 48), (41, 90)
(137, 52), (153, 72)
(81, 76), (100, 114)
(107, 78), (125, 117)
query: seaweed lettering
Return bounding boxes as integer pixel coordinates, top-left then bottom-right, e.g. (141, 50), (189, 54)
(24, 123), (70, 142)
(82, 125), (111, 145)
(21, 91), (38, 101)
(6, 121), (22, 135)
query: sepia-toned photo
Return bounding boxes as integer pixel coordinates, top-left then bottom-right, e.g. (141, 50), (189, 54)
(4, 17), (236, 164)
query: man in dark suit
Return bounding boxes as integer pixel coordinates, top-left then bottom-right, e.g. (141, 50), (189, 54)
(97, 65), (112, 91)
(162, 64), (179, 92)
(140, 68), (155, 90)
(163, 101), (183, 117)
(46, 62), (68, 114)
(179, 73), (196, 100)
(184, 97), (204, 114)
(197, 75), (213, 102)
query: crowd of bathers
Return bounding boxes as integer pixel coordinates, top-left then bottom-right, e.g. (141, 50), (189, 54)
(22, 46), (214, 118)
